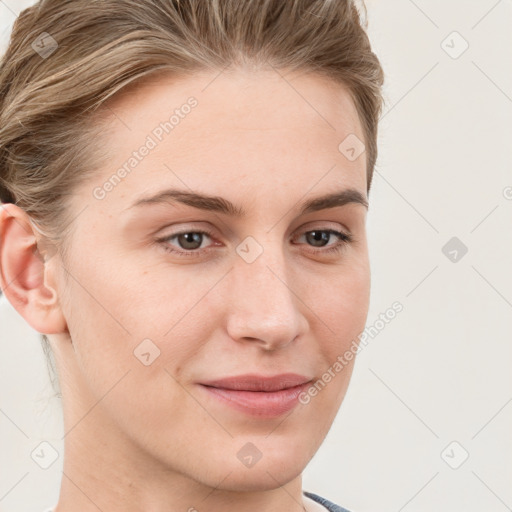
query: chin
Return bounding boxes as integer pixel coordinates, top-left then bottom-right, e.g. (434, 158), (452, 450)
(213, 462), (305, 493)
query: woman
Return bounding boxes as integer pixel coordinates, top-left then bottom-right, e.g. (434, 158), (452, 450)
(0, 0), (384, 510)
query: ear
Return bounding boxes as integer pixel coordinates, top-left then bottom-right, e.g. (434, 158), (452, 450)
(0, 203), (68, 335)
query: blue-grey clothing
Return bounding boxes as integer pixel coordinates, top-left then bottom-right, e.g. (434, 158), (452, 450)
(304, 491), (352, 512)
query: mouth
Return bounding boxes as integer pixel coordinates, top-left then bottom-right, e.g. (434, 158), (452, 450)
(198, 373), (312, 417)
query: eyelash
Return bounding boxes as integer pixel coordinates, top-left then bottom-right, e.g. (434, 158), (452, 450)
(156, 227), (354, 258)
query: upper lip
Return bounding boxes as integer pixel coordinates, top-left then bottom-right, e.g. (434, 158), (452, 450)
(200, 373), (312, 392)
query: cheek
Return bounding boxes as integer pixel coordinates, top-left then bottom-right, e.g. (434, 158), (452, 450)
(336, 266), (371, 332)
(57, 263), (223, 460)
(56, 253), (146, 385)
(60, 252), (211, 382)
(305, 255), (370, 343)
(59, 269), (193, 430)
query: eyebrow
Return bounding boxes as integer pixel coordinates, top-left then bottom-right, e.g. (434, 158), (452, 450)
(127, 187), (368, 216)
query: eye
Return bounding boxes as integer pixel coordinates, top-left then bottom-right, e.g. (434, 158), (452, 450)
(294, 229), (353, 255)
(155, 227), (354, 258)
(156, 229), (217, 257)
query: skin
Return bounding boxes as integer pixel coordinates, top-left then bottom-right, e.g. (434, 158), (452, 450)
(0, 67), (370, 512)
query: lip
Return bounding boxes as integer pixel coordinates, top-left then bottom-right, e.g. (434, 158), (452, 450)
(198, 373), (312, 417)
(200, 373), (312, 392)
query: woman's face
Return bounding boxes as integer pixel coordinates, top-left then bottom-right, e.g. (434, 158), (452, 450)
(50, 68), (370, 493)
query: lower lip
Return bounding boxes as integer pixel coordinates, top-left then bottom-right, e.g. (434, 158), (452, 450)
(199, 382), (311, 417)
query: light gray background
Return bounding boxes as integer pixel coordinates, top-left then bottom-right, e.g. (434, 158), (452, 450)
(1, 1), (511, 511)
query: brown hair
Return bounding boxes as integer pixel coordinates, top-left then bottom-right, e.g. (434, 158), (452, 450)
(0, 0), (385, 394)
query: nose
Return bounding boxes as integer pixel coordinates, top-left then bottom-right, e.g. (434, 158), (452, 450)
(225, 246), (308, 351)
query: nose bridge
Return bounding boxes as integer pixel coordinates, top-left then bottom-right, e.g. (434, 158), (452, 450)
(240, 250), (291, 309)
(225, 236), (306, 349)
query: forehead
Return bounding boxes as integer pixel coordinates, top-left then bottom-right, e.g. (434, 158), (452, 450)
(82, 68), (367, 213)
(105, 67), (362, 127)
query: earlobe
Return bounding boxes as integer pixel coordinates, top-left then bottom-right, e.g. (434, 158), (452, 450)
(0, 203), (68, 335)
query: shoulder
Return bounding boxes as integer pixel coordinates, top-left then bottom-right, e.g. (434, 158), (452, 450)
(303, 490), (354, 512)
